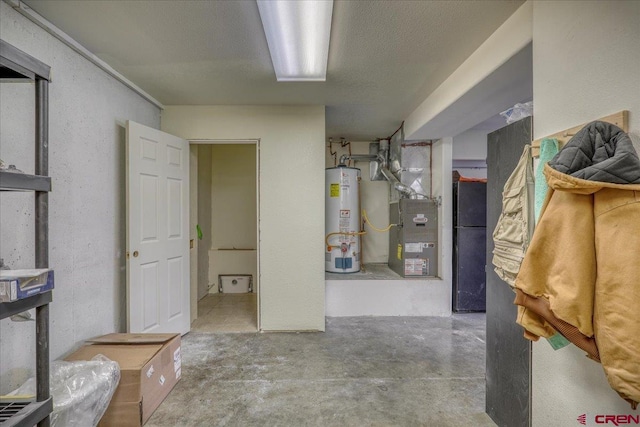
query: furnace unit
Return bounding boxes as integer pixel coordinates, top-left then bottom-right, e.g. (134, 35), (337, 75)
(388, 199), (439, 277)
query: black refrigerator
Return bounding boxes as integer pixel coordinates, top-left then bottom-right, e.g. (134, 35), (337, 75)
(452, 181), (487, 312)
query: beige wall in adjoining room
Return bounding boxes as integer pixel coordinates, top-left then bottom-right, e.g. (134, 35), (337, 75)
(208, 144), (257, 293)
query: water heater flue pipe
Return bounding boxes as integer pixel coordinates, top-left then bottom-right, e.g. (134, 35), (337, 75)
(380, 166), (419, 199)
(338, 153), (380, 165)
(339, 153), (419, 199)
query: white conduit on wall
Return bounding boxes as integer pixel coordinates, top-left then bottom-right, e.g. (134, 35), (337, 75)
(5, 0), (164, 109)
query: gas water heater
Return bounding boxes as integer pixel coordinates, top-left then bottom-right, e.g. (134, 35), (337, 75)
(325, 165), (361, 273)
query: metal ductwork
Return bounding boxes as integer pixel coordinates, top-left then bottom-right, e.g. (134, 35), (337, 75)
(337, 153), (419, 199)
(339, 132), (432, 201)
(380, 166), (419, 199)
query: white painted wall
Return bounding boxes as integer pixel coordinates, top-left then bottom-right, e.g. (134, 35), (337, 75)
(208, 144), (257, 293)
(452, 129), (488, 160)
(161, 106), (325, 331)
(431, 138), (454, 290)
(325, 278), (452, 317)
(0, 2), (160, 393)
(452, 129), (488, 179)
(531, 1), (640, 424)
(325, 138), (453, 317)
(197, 145), (213, 298)
(325, 141), (390, 263)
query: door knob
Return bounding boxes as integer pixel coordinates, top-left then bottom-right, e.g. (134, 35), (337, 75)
(133, 251), (139, 258)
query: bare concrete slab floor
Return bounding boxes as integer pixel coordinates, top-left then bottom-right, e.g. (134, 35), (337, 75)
(147, 314), (496, 427)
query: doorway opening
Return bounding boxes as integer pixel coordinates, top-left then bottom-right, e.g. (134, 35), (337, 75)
(188, 140), (259, 333)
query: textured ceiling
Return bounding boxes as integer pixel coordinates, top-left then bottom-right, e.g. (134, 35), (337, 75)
(24, 0), (525, 140)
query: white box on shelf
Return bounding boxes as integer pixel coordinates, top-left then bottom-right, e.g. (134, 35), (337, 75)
(0, 269), (54, 302)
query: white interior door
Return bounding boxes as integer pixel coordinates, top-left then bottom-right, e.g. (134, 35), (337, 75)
(126, 121), (190, 334)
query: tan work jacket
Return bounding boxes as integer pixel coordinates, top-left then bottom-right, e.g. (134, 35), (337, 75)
(515, 163), (640, 408)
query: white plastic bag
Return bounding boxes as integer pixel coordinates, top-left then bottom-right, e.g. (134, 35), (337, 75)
(9, 354), (120, 427)
(500, 101), (533, 124)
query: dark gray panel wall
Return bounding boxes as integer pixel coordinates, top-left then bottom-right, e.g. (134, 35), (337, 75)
(485, 117), (532, 427)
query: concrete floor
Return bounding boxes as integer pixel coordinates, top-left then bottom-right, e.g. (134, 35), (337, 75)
(147, 314), (495, 427)
(191, 294), (258, 333)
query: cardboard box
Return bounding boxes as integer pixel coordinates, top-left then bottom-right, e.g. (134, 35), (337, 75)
(65, 333), (182, 426)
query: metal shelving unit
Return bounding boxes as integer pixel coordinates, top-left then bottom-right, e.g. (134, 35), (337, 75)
(0, 39), (52, 427)
(0, 398), (53, 427)
(0, 171), (51, 192)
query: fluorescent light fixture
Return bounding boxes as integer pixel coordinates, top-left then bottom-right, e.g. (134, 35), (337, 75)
(257, 0), (334, 81)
